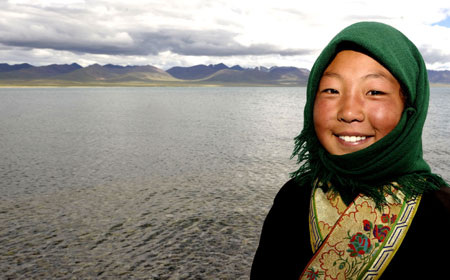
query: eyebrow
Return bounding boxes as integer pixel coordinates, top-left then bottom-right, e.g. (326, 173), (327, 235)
(362, 72), (392, 81)
(322, 71), (341, 79)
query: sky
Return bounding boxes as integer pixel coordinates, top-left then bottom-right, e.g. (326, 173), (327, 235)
(1, 0), (450, 70)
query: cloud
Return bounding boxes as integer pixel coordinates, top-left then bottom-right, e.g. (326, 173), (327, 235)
(131, 29), (312, 57)
(0, 27), (311, 57)
(1, 0), (450, 69)
(420, 45), (450, 64)
(0, 1), (311, 59)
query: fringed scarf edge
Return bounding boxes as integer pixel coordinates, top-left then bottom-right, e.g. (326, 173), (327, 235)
(290, 128), (447, 208)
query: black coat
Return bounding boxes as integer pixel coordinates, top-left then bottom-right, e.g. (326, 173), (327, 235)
(251, 179), (450, 279)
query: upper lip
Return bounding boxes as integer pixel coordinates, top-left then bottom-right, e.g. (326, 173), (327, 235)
(334, 132), (373, 137)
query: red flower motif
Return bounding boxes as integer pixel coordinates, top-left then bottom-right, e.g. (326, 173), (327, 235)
(381, 214), (389, 223)
(363, 220), (372, 231)
(373, 225), (391, 242)
(390, 214), (397, 224)
(347, 232), (372, 257)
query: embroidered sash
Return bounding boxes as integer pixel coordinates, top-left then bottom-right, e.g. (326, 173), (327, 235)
(300, 183), (421, 280)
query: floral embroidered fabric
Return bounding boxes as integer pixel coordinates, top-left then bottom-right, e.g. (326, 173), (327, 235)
(301, 182), (421, 280)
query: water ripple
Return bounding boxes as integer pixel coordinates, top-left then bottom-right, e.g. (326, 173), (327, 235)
(0, 87), (448, 279)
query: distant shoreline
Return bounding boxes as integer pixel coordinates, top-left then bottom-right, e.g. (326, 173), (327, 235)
(0, 82), (306, 88)
(1, 83), (449, 88)
(429, 83), (450, 87)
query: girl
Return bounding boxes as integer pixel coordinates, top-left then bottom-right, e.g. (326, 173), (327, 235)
(251, 22), (450, 279)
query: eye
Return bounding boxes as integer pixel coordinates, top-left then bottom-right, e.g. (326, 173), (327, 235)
(367, 90), (385, 96)
(322, 88), (339, 94)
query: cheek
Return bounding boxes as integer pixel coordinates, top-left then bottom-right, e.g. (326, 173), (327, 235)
(368, 103), (402, 136)
(313, 98), (335, 129)
(313, 98), (337, 146)
(313, 100), (326, 133)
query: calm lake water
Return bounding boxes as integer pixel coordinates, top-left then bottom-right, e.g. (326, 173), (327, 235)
(0, 87), (449, 279)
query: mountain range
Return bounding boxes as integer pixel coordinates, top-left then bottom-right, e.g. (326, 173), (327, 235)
(0, 62), (448, 86)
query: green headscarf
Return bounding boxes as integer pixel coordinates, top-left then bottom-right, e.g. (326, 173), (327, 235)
(291, 21), (448, 206)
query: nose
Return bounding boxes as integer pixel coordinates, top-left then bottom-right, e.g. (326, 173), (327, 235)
(337, 91), (364, 123)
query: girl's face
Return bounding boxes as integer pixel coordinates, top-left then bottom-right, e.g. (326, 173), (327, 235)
(313, 50), (404, 155)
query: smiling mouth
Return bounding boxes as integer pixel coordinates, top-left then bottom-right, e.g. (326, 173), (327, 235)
(338, 135), (367, 143)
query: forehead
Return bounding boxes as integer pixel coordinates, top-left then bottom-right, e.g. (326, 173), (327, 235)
(321, 50), (399, 84)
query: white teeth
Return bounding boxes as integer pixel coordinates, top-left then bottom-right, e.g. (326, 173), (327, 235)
(339, 135), (366, 142)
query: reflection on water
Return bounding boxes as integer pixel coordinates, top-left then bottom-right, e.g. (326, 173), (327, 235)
(0, 87), (448, 279)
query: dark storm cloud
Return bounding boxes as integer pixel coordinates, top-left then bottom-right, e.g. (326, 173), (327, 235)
(0, 27), (310, 57)
(0, 2), (310, 58)
(130, 29), (311, 56)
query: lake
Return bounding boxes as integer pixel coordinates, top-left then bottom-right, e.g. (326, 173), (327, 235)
(0, 87), (448, 279)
